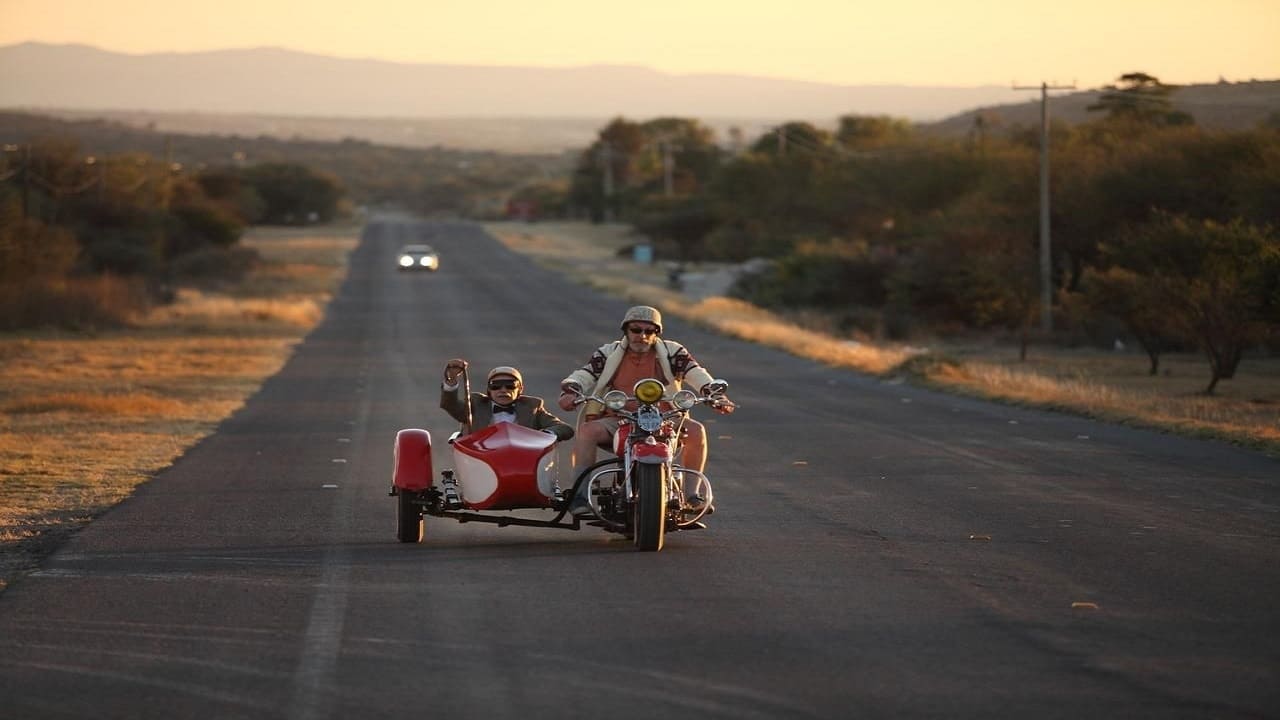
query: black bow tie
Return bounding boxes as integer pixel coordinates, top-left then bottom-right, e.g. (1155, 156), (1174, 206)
(493, 403), (516, 414)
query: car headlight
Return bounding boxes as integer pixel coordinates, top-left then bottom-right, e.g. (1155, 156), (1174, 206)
(672, 389), (697, 410)
(634, 379), (664, 404)
(603, 390), (628, 411)
(419, 257), (432, 267)
(399, 255), (414, 267)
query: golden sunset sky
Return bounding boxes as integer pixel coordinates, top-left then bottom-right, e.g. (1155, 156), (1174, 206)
(3, 0), (1277, 89)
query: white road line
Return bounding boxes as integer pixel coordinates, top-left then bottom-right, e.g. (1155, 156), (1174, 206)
(289, 359), (372, 720)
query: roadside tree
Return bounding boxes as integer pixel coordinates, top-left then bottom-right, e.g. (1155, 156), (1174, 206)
(241, 163), (343, 225)
(1078, 266), (1178, 375)
(836, 115), (913, 149)
(1101, 213), (1280, 393)
(1087, 72), (1194, 128)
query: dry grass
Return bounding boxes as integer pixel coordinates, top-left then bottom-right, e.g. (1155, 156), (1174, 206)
(139, 288), (326, 332)
(3, 391), (190, 416)
(0, 225), (358, 591)
(915, 349), (1280, 450)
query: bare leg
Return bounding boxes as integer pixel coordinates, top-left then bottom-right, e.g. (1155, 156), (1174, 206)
(571, 419), (614, 480)
(678, 419), (710, 504)
(681, 419), (708, 473)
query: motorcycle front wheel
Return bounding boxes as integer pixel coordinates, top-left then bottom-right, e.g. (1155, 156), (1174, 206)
(632, 463), (668, 551)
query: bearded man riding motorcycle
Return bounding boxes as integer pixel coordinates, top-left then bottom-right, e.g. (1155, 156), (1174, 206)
(558, 305), (735, 514)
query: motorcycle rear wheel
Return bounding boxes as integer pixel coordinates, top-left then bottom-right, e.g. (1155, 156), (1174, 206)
(396, 490), (423, 543)
(632, 463), (667, 551)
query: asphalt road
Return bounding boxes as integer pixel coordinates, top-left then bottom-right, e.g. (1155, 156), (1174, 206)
(1, 216), (1277, 719)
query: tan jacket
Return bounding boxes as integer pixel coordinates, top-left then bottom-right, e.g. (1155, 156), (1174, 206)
(561, 339), (715, 418)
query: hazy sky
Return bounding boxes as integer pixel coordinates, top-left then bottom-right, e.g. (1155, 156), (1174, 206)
(3, 0), (1277, 89)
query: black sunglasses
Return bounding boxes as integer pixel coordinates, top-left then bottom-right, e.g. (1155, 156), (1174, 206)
(488, 380), (519, 391)
(626, 326), (658, 336)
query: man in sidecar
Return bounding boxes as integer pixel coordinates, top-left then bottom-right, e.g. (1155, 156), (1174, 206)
(557, 305), (734, 514)
(391, 362), (576, 535)
(440, 361), (574, 441)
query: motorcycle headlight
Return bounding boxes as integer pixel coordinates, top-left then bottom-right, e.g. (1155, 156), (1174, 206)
(603, 390), (628, 411)
(634, 379), (664, 404)
(672, 389), (697, 410)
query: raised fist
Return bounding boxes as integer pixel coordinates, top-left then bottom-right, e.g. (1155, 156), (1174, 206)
(443, 358), (468, 383)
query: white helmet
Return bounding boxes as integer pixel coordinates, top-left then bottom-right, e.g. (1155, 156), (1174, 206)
(486, 366), (523, 385)
(619, 305), (663, 334)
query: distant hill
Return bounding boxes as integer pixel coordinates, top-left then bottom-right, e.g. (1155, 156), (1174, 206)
(920, 80), (1280, 136)
(28, 80), (1279, 155)
(0, 109), (572, 214)
(20, 109), (759, 154)
(1, 42), (1026, 122)
(4, 43), (1273, 153)
(19, 109), (610, 154)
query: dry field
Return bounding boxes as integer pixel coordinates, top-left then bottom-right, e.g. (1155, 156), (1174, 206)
(0, 224), (358, 590)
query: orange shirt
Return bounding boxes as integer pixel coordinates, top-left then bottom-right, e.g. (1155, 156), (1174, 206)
(607, 349), (663, 397)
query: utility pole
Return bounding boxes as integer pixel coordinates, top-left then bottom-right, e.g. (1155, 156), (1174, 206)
(661, 140), (680, 197)
(1013, 80), (1075, 334)
(600, 141), (614, 222)
(87, 155), (106, 202)
(0, 145), (29, 218)
(22, 144), (31, 219)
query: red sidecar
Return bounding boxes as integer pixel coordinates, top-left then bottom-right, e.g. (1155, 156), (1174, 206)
(391, 422), (576, 542)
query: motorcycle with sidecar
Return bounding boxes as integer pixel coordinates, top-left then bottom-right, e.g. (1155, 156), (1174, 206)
(389, 377), (728, 552)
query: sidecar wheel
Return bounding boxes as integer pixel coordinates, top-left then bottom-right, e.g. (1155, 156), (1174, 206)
(632, 464), (667, 552)
(396, 490), (423, 543)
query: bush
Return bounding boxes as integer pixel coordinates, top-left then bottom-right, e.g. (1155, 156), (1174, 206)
(169, 246), (261, 283)
(81, 233), (162, 276)
(730, 238), (893, 309)
(0, 218), (79, 282)
(169, 201), (244, 254)
(0, 275), (150, 330)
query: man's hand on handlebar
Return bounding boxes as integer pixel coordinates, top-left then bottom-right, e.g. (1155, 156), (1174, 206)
(710, 396), (736, 415)
(701, 379), (735, 415)
(557, 383), (584, 412)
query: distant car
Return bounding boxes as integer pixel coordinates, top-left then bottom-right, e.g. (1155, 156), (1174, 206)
(397, 244), (439, 272)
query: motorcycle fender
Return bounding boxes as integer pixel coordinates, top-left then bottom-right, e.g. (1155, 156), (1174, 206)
(632, 443), (671, 463)
(612, 423), (632, 457)
(393, 429), (434, 492)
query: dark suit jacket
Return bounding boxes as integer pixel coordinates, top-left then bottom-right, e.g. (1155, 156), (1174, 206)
(440, 386), (574, 441)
